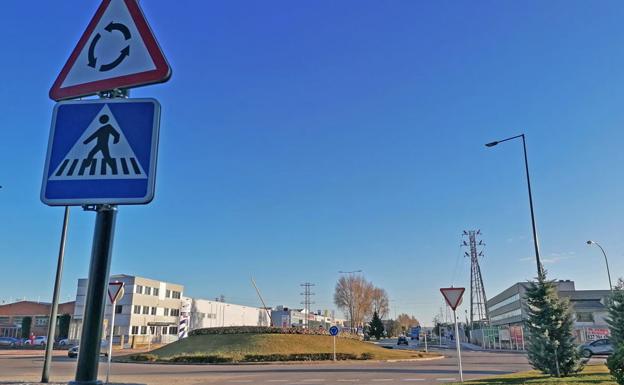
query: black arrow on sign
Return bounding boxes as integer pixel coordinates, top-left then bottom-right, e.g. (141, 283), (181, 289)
(104, 21), (131, 40)
(99, 46), (130, 72)
(87, 33), (101, 68)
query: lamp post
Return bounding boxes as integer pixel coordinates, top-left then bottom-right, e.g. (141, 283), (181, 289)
(485, 134), (543, 278)
(338, 270), (362, 333)
(586, 240), (613, 292)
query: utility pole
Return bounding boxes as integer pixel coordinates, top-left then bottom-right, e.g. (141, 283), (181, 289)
(300, 283), (315, 329)
(462, 230), (489, 327)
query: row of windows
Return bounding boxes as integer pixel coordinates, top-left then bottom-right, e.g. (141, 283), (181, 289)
(489, 293), (520, 312)
(130, 325), (179, 335)
(131, 305), (180, 316)
(135, 285), (159, 297)
(135, 285), (182, 300)
(491, 308), (522, 322)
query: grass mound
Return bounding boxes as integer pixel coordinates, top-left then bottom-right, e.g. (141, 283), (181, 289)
(129, 333), (436, 363)
(457, 364), (615, 385)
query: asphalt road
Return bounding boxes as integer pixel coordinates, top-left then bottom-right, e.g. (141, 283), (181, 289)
(0, 347), (530, 385)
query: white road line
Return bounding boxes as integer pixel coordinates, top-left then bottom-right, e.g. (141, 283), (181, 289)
(301, 380), (326, 382)
(371, 380), (393, 382)
(266, 381), (288, 383)
(229, 381), (253, 383)
(436, 378), (457, 382)
(402, 379), (426, 382)
(337, 380), (360, 383)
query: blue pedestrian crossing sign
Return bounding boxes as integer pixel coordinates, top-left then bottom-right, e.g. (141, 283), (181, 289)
(41, 98), (160, 206)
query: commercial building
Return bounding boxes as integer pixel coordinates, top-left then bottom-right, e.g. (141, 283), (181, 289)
(70, 274), (184, 345)
(0, 301), (75, 338)
(271, 306), (346, 329)
(486, 280), (611, 343)
(186, 297), (270, 330)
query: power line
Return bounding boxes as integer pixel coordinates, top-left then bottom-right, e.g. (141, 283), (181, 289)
(462, 230), (489, 327)
(300, 282), (315, 329)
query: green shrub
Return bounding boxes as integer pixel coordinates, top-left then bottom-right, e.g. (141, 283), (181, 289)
(188, 326), (359, 339)
(128, 353), (157, 362)
(608, 346), (624, 385)
(360, 352), (374, 360)
(168, 355), (233, 363)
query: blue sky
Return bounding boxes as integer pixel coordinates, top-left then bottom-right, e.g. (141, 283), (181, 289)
(1, 1), (624, 325)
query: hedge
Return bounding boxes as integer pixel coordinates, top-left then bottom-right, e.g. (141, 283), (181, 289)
(189, 326), (359, 339)
(169, 354), (233, 363)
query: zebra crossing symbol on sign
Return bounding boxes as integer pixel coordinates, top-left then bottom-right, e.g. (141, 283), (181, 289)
(41, 98), (160, 206)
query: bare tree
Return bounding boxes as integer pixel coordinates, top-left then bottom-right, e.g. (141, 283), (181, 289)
(334, 275), (374, 331)
(396, 313), (420, 333)
(371, 287), (389, 319)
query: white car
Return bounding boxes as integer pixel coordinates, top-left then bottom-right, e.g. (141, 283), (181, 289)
(24, 336), (47, 346)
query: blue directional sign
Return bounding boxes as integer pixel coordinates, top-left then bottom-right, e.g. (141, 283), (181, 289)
(41, 98), (160, 206)
(329, 326), (339, 336)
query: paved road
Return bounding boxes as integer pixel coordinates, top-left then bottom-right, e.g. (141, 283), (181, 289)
(0, 348), (530, 385)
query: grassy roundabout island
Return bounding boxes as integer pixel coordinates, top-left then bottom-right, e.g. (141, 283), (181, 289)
(122, 327), (440, 364)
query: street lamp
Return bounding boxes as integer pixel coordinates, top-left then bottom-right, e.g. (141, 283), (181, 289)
(485, 134), (543, 277)
(586, 240), (613, 292)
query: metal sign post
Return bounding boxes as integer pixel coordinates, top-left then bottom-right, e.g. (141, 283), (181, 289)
(106, 282), (124, 384)
(329, 326), (339, 361)
(440, 287), (466, 383)
(71, 205), (117, 385)
(424, 329), (428, 353)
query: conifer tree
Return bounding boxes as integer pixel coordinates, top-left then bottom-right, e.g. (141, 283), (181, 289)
(525, 271), (582, 377)
(607, 279), (624, 384)
(369, 311), (385, 340)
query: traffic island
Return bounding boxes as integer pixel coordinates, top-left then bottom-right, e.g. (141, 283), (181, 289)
(118, 326), (441, 364)
(453, 364), (615, 385)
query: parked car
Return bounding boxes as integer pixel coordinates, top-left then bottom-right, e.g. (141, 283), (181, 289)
(58, 338), (70, 346)
(579, 339), (614, 358)
(0, 337), (20, 347)
(24, 336), (47, 346)
(397, 336), (409, 346)
(68, 341), (109, 358)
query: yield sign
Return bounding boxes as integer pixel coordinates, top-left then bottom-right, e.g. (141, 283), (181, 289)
(108, 281), (125, 303)
(49, 0), (171, 101)
(440, 287), (465, 311)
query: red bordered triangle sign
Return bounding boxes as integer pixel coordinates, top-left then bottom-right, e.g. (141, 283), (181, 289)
(440, 287), (465, 311)
(49, 0), (171, 101)
(108, 281), (125, 303)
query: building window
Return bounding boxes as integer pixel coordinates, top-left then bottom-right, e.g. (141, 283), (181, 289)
(491, 309), (522, 322)
(142, 306), (149, 315)
(145, 287), (152, 295)
(577, 312), (595, 322)
(115, 305), (123, 314)
(12, 317), (23, 325)
(170, 309), (180, 317)
(140, 326), (147, 335)
(0, 317), (9, 324)
(135, 285), (143, 294)
(149, 326), (156, 335)
(166, 289), (171, 298)
(164, 308), (170, 316)
(154, 288), (159, 297)
(131, 326), (139, 335)
(35, 317), (49, 327)
(172, 291), (181, 299)
(133, 305), (141, 314)
(169, 326), (178, 335)
(489, 293), (521, 312)
(151, 307), (157, 315)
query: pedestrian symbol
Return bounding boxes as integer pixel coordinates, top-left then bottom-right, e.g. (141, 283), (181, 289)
(41, 98), (160, 206)
(49, 105), (146, 181)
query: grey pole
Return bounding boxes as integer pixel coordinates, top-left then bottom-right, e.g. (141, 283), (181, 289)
(587, 240), (613, 292)
(485, 134), (543, 278)
(70, 205), (117, 385)
(42, 206), (70, 383)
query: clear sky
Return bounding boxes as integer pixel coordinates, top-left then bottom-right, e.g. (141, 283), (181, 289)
(1, 1), (624, 325)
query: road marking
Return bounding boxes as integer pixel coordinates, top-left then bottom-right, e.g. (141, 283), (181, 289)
(229, 381), (253, 383)
(301, 380), (325, 382)
(371, 380), (393, 382)
(436, 378), (457, 382)
(337, 380), (360, 382)
(266, 381), (288, 383)
(402, 380), (425, 382)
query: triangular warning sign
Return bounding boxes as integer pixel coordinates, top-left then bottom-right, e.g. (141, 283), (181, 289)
(50, 104), (147, 180)
(50, 0), (170, 101)
(440, 287), (465, 310)
(108, 281), (125, 303)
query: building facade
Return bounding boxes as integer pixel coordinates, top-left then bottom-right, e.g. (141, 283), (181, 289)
(486, 280), (611, 343)
(71, 274), (184, 345)
(187, 297), (270, 330)
(0, 301), (75, 338)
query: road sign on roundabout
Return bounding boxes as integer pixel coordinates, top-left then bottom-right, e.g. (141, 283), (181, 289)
(329, 326), (339, 336)
(49, 0), (171, 101)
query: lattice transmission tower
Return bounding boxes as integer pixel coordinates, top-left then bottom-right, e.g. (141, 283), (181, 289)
(462, 230), (489, 326)
(300, 282), (315, 328)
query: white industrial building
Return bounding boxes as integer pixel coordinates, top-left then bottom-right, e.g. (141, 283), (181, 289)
(186, 297), (270, 329)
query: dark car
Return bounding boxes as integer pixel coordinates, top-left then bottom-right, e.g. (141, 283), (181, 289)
(0, 337), (20, 347)
(68, 341), (109, 358)
(397, 336), (409, 346)
(579, 339), (613, 358)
